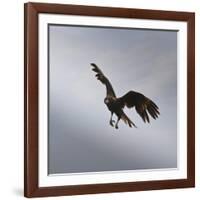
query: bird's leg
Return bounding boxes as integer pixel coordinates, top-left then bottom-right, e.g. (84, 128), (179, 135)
(109, 112), (115, 127)
(115, 117), (120, 129)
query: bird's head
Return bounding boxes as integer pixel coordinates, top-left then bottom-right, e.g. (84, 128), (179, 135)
(104, 97), (110, 105)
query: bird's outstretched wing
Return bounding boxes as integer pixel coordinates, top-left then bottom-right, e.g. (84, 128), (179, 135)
(91, 63), (116, 97)
(118, 91), (160, 123)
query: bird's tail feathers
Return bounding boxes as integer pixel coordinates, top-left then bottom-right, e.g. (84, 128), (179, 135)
(121, 113), (137, 128)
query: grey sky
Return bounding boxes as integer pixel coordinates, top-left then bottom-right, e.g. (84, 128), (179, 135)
(48, 25), (177, 174)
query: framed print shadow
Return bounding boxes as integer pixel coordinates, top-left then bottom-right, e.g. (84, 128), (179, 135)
(24, 2), (195, 198)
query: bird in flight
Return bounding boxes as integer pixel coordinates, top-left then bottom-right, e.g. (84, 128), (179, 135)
(91, 63), (160, 129)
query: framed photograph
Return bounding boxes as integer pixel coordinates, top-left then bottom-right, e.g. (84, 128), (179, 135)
(24, 2), (195, 197)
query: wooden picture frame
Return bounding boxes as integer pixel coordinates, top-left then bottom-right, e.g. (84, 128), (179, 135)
(24, 2), (195, 198)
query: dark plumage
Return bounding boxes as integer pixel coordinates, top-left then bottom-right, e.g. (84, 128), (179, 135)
(91, 63), (160, 129)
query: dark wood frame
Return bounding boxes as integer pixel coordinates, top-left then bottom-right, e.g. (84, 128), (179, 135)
(24, 2), (195, 198)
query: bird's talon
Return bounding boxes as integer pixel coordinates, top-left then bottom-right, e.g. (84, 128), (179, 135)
(109, 120), (115, 127)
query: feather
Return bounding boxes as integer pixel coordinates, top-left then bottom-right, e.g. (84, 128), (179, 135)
(121, 112), (137, 128)
(91, 63), (116, 97)
(118, 91), (160, 123)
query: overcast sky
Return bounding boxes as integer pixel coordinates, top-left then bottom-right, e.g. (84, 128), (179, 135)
(48, 24), (177, 174)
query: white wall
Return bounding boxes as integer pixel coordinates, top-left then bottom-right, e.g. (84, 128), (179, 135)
(0, 0), (199, 199)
